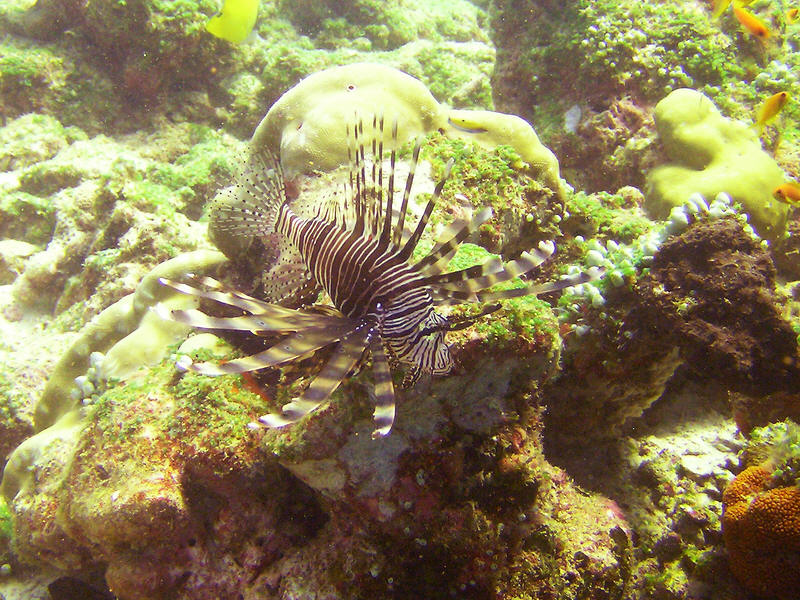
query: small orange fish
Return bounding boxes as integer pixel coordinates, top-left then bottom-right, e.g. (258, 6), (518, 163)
(755, 91), (790, 134)
(733, 5), (771, 39)
(773, 182), (800, 205)
(788, 8), (800, 24)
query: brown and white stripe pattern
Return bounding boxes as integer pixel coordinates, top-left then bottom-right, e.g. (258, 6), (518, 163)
(159, 117), (600, 438)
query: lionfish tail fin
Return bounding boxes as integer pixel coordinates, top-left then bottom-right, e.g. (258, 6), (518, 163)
(210, 149), (287, 241)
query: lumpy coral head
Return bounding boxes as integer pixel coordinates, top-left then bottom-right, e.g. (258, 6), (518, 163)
(722, 465), (800, 599)
(646, 88), (788, 239)
(446, 109), (564, 200)
(251, 63), (448, 175)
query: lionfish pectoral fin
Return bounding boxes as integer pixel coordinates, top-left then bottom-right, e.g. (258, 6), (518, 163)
(159, 276), (273, 314)
(436, 242), (555, 293)
(414, 207), (494, 275)
(180, 322), (354, 375)
(369, 333), (395, 438)
(459, 266), (606, 303)
(253, 324), (370, 430)
(257, 398), (321, 428)
(418, 256), (503, 288)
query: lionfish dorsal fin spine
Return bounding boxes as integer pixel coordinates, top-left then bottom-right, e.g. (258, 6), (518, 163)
(398, 158), (454, 262)
(374, 114), (385, 238)
(380, 119), (399, 249)
(393, 137), (422, 248)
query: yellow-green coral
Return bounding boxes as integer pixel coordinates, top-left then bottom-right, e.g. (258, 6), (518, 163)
(446, 109), (564, 201)
(35, 250), (226, 431)
(251, 62), (447, 174)
(645, 88), (788, 239)
(250, 62), (564, 197)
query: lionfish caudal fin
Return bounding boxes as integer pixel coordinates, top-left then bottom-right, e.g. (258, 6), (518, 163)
(157, 275), (398, 437)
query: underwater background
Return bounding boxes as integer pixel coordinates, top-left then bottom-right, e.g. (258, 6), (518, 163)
(1, 0), (800, 598)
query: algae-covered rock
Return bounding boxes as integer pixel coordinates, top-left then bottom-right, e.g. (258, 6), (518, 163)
(645, 89), (788, 239)
(1, 357), (324, 599)
(446, 108), (564, 200)
(6, 0), (221, 102)
(1, 344), (631, 598)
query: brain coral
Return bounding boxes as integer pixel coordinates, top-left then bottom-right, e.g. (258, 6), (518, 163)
(722, 465), (800, 599)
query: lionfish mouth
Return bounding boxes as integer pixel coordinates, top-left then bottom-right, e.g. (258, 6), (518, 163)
(157, 116), (602, 438)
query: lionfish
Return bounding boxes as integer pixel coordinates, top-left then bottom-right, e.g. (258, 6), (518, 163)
(159, 118), (598, 438)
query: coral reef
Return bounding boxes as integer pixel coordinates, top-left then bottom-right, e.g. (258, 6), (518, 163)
(251, 62), (448, 174)
(0, 295), (633, 599)
(646, 88), (788, 239)
(0, 113), (235, 323)
(636, 216), (799, 395)
(722, 465), (800, 600)
(33, 250), (226, 431)
(4, 1), (800, 598)
(551, 96), (658, 194)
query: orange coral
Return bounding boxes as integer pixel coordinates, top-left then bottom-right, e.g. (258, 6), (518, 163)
(722, 465), (800, 599)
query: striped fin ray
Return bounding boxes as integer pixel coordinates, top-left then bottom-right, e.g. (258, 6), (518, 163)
(185, 320), (358, 376)
(393, 138), (422, 248)
(368, 332), (395, 438)
(416, 255), (504, 288)
(160, 276), (275, 314)
(348, 115), (393, 243)
(397, 158), (454, 262)
(211, 149), (287, 240)
(432, 267), (605, 305)
(437, 241), (555, 293)
(158, 304), (349, 334)
(257, 323), (370, 428)
(380, 120), (399, 249)
(160, 274), (329, 324)
(369, 114), (385, 238)
(414, 207), (494, 275)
